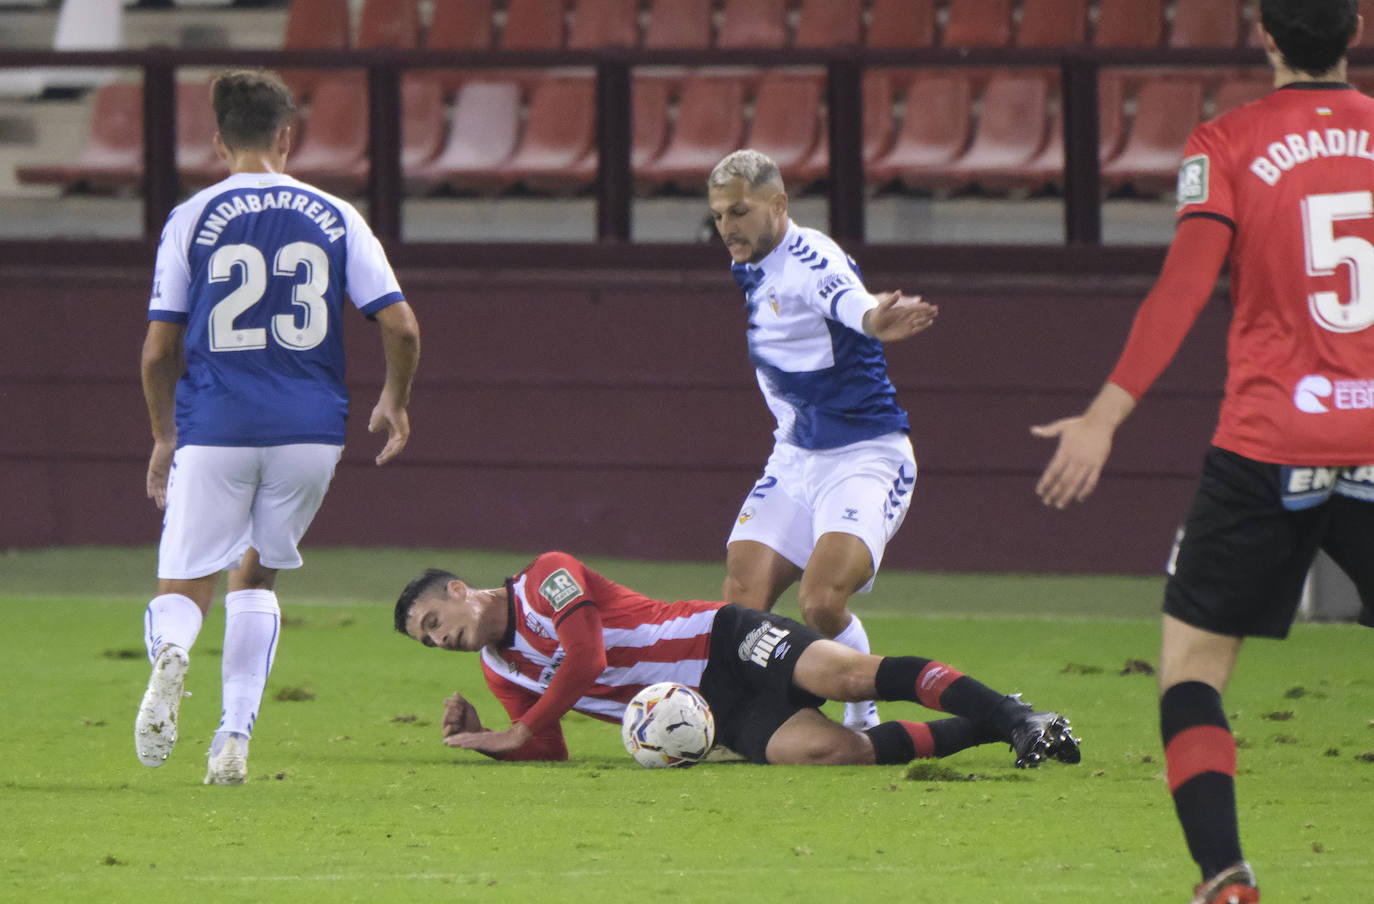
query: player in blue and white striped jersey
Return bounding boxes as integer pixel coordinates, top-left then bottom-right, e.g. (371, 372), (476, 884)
(135, 70), (420, 785)
(708, 149), (937, 730)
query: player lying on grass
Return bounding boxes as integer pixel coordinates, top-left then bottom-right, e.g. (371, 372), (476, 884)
(393, 551), (1081, 767)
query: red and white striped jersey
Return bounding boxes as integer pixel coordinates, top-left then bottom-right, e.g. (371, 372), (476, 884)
(479, 551), (723, 725)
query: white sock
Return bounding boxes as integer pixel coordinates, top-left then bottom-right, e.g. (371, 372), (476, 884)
(219, 589), (281, 738)
(833, 613), (871, 654)
(144, 593), (204, 662)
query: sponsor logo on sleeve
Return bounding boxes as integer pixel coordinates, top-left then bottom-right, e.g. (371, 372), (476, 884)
(538, 568), (584, 610)
(1176, 154), (1209, 208)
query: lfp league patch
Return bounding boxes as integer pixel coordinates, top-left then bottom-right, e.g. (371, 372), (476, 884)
(538, 568), (584, 610)
(1176, 154), (1209, 209)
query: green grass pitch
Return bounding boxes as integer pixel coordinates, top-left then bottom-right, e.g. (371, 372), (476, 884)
(2, 546), (1370, 903)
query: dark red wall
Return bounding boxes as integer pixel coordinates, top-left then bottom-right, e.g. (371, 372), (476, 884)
(0, 242), (1225, 574)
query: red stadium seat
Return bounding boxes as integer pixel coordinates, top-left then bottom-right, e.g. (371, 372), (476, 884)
(643, 0), (712, 49)
(717, 0), (787, 49)
(503, 0), (566, 49)
(1170, 0), (1241, 47)
(942, 0), (1012, 48)
(1015, 0), (1087, 47)
(1211, 74), (1272, 119)
(1093, 0), (1164, 47)
(425, 0), (494, 94)
(498, 77), (598, 193)
(794, 0), (861, 48)
(866, 72), (973, 190)
(176, 79), (225, 189)
(16, 81), (143, 192)
(357, 0), (422, 49)
(636, 75), (746, 192)
(287, 74), (370, 195)
(406, 79), (522, 194)
(918, 71), (1051, 192)
(1101, 77), (1206, 196)
(866, 0), (936, 48)
(793, 69), (899, 186)
(746, 74), (822, 186)
(974, 74), (1126, 193)
(280, 0), (351, 102)
(400, 74), (450, 179)
(568, 0), (639, 48)
(538, 75), (676, 190)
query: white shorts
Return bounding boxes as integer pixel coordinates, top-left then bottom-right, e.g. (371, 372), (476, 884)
(727, 433), (917, 592)
(158, 444), (342, 580)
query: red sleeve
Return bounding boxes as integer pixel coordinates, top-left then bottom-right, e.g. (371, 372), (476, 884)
(483, 671), (570, 761)
(1106, 216), (1234, 400)
(510, 602), (608, 738)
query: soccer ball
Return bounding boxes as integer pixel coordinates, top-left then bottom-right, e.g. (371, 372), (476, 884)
(621, 681), (715, 769)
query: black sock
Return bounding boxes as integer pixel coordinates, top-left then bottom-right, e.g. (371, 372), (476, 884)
(864, 718), (999, 764)
(1161, 681), (1243, 878)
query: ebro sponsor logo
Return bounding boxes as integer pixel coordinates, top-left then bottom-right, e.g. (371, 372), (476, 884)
(1293, 374), (1374, 413)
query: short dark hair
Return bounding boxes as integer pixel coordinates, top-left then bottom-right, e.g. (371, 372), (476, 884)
(211, 69), (295, 151)
(394, 567), (460, 635)
(1261, 0), (1359, 77)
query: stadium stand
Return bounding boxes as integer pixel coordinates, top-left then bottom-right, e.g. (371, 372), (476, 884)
(716, 0), (787, 49)
(425, 0), (493, 94)
(942, 0), (1013, 48)
(916, 71), (1051, 193)
(642, 0), (713, 49)
(866, 72), (974, 191)
(1093, 0), (1165, 47)
(405, 79), (521, 194)
(1210, 74), (1273, 118)
(1169, 0), (1241, 47)
(792, 69), (899, 187)
(175, 78), (224, 189)
(399, 74), (449, 181)
(793, 0), (862, 48)
(635, 74), (746, 191)
(1100, 77), (1205, 195)
(974, 74), (1126, 194)
(1015, 0), (1088, 46)
(15, 81), (143, 191)
(567, 0), (639, 49)
(502, 0), (566, 49)
(286, 72), (369, 195)
(744, 73), (822, 187)
(865, 0), (936, 48)
(356, 0), (423, 50)
(496, 76), (598, 193)
(279, 0), (350, 103)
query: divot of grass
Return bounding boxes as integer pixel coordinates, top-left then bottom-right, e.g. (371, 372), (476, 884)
(1060, 662), (1104, 675)
(903, 762), (1029, 783)
(102, 648), (142, 660)
(1262, 710), (1295, 721)
(274, 685), (315, 702)
(1119, 659), (1155, 676)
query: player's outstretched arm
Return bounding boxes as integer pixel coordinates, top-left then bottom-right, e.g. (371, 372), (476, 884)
(862, 291), (938, 342)
(369, 301), (420, 466)
(1031, 382), (1136, 509)
(141, 321), (186, 509)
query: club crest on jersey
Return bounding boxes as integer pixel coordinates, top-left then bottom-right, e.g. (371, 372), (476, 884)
(1176, 154), (1208, 208)
(538, 568), (583, 610)
(766, 287), (780, 315)
(737, 506), (755, 525)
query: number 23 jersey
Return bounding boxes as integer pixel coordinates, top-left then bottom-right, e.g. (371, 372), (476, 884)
(1178, 83), (1374, 464)
(148, 172), (405, 447)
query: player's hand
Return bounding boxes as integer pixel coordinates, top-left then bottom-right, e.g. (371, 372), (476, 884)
(442, 692), (482, 739)
(146, 440), (176, 510)
(368, 398), (410, 466)
(1031, 416), (1114, 509)
(444, 721), (533, 755)
(863, 291), (938, 342)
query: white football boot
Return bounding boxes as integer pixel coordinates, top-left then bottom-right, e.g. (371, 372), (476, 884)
(134, 644), (190, 767)
(204, 732), (250, 785)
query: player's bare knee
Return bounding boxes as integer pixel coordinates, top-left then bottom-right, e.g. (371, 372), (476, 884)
(797, 594), (848, 636)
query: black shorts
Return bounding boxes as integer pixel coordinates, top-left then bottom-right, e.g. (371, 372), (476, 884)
(697, 604), (826, 764)
(1163, 446), (1374, 638)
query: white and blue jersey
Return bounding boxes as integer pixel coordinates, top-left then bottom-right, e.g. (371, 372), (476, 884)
(731, 220), (909, 450)
(148, 172), (405, 447)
